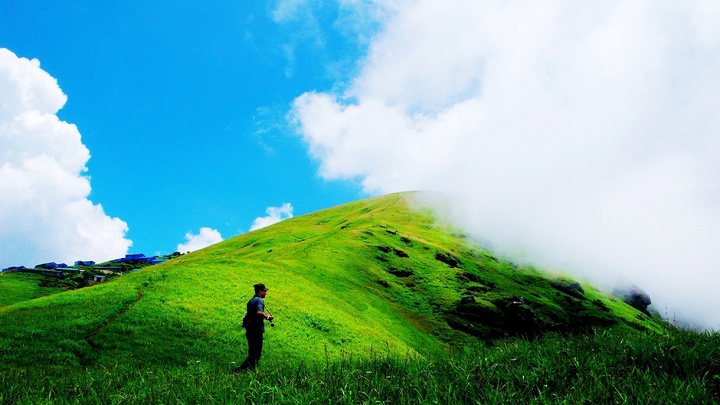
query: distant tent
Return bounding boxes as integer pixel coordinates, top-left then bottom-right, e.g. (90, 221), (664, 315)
(35, 262), (58, 269)
(140, 256), (166, 264)
(113, 254), (169, 266)
(74, 261), (95, 266)
(2, 266), (27, 272)
(148, 259), (168, 265)
(116, 254), (148, 263)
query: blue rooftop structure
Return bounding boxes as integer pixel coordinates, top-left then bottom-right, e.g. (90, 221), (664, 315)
(148, 259), (168, 265)
(115, 254), (149, 263)
(1, 266), (28, 272)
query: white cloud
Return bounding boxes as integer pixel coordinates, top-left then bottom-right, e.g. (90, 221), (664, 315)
(250, 203), (294, 231)
(177, 227), (224, 253)
(291, 1), (720, 328)
(0, 48), (132, 268)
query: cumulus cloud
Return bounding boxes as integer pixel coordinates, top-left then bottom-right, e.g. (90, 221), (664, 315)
(291, 1), (720, 328)
(250, 203), (294, 231)
(0, 48), (131, 268)
(177, 227), (224, 253)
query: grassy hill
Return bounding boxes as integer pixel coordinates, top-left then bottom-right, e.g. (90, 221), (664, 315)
(0, 192), (658, 369)
(5, 192), (717, 403)
(0, 272), (66, 308)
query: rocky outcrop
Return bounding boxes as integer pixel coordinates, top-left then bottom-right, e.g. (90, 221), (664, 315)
(448, 296), (545, 339)
(551, 280), (585, 299)
(613, 286), (652, 316)
(435, 252), (460, 268)
(446, 291), (621, 340)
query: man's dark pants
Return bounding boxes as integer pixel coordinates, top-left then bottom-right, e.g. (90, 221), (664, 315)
(236, 330), (263, 372)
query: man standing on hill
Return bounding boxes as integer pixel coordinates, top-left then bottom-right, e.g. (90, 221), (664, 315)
(234, 283), (273, 373)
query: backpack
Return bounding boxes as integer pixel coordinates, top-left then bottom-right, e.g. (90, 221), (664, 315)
(242, 296), (263, 329)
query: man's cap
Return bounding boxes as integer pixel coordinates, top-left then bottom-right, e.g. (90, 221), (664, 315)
(254, 283), (269, 292)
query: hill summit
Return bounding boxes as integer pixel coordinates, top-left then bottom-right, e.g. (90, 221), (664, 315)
(0, 192), (659, 367)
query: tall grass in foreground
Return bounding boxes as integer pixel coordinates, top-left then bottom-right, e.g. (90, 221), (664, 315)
(1, 327), (718, 404)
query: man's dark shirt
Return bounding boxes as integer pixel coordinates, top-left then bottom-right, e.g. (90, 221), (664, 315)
(246, 295), (266, 333)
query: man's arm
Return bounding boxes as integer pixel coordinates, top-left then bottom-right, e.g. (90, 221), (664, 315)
(254, 298), (273, 320)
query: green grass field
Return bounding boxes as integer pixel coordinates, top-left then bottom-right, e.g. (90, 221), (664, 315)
(0, 272), (66, 308)
(2, 192), (716, 403)
(1, 327), (718, 404)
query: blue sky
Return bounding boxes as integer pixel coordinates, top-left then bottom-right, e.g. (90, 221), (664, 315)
(1, 1), (371, 259)
(2, 1), (720, 327)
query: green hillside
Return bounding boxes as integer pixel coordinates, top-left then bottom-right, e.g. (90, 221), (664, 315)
(0, 192), (660, 370)
(4, 192), (720, 404)
(0, 272), (66, 308)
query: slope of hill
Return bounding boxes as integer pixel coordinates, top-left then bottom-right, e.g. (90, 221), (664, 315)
(0, 272), (66, 308)
(0, 192), (660, 369)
